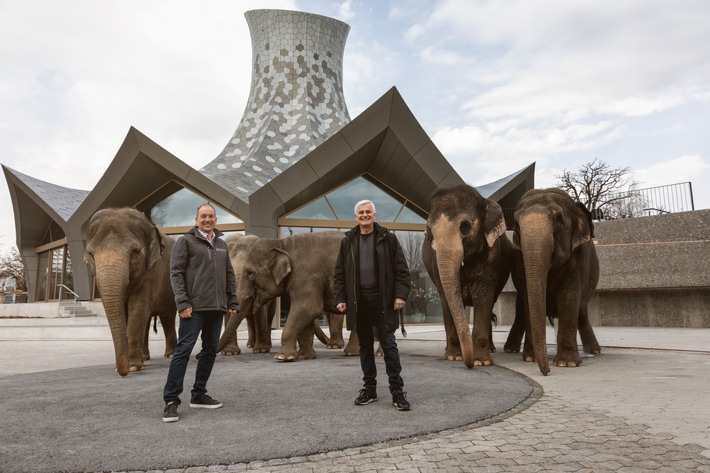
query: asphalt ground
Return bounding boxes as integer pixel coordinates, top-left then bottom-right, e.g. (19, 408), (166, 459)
(0, 331), (535, 473)
(1, 325), (709, 473)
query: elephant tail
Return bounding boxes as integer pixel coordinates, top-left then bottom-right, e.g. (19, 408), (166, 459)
(313, 321), (330, 345)
(152, 315), (158, 334)
(399, 309), (407, 338)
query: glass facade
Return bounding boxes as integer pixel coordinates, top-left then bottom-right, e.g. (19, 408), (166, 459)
(151, 188), (243, 227)
(279, 176), (439, 324)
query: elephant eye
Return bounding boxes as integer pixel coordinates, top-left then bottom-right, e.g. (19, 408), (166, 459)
(246, 269), (256, 281)
(425, 226), (433, 242)
(459, 220), (472, 235)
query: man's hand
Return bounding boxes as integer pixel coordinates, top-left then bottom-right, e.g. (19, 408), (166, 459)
(336, 303), (346, 313)
(179, 307), (192, 319)
(228, 308), (238, 316)
(394, 298), (405, 311)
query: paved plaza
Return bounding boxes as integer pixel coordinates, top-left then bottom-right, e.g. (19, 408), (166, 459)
(1, 325), (709, 472)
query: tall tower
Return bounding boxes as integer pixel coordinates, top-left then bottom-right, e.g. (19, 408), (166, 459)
(200, 9), (351, 198)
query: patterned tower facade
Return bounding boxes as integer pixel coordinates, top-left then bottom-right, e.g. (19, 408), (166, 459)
(200, 9), (351, 198)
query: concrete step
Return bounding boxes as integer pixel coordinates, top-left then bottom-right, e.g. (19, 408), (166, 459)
(0, 317), (113, 341)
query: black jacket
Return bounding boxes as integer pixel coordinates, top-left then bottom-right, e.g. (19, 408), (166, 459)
(170, 227), (239, 313)
(334, 222), (410, 331)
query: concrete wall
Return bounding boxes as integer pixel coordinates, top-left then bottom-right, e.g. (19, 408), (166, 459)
(497, 209), (710, 328)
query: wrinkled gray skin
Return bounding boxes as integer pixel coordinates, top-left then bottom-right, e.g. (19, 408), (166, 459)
(83, 208), (177, 376)
(423, 185), (512, 368)
(221, 234), (276, 355)
(218, 231), (354, 361)
(504, 188), (601, 375)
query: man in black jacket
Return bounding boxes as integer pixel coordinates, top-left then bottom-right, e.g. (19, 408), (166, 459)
(162, 203), (239, 422)
(334, 199), (411, 411)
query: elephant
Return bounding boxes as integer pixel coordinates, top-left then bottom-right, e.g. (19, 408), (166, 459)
(217, 231), (355, 361)
(83, 208), (177, 376)
(504, 188), (601, 375)
(221, 234), (276, 355)
(423, 184), (513, 368)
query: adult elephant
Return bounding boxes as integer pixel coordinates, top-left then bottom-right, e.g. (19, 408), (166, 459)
(221, 234), (275, 355)
(507, 188), (601, 375)
(83, 208), (177, 376)
(423, 184), (512, 368)
(218, 231), (352, 361)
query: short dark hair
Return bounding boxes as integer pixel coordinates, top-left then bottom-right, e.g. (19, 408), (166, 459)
(196, 202), (217, 217)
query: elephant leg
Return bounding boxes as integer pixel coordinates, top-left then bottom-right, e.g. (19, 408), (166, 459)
(343, 330), (359, 356)
(126, 298), (148, 371)
(296, 323), (318, 360)
(246, 313), (256, 349)
(553, 290), (582, 368)
(252, 303), (274, 353)
(326, 313), (345, 349)
(142, 318), (152, 361)
(471, 298), (495, 366)
(159, 312), (177, 357)
(578, 303), (601, 355)
(221, 311), (241, 356)
(442, 303), (463, 361)
(275, 303), (317, 361)
(504, 292), (526, 353)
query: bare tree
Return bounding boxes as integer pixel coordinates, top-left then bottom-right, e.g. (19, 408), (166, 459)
(0, 247), (27, 292)
(556, 158), (637, 214)
(396, 230), (425, 272)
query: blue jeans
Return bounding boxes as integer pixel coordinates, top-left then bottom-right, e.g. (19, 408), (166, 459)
(355, 294), (404, 395)
(163, 310), (224, 404)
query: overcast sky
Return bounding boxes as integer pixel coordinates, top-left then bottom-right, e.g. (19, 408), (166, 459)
(1, 0), (709, 251)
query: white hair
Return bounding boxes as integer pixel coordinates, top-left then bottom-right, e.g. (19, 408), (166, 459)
(354, 199), (376, 214)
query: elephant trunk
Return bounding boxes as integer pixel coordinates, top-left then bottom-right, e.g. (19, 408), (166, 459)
(436, 244), (475, 368)
(519, 218), (553, 375)
(217, 295), (251, 352)
(95, 254), (130, 376)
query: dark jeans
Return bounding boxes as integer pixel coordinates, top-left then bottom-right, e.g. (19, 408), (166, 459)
(163, 310), (224, 404)
(355, 294), (404, 395)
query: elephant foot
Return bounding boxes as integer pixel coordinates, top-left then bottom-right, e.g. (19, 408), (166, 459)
(297, 349), (318, 360)
(221, 345), (241, 356)
(583, 345), (601, 355)
(343, 347), (359, 356)
(504, 341), (521, 353)
(252, 346), (271, 354)
(445, 354), (464, 361)
(473, 359), (493, 366)
(376, 346), (383, 357)
(554, 353), (581, 367)
(274, 353), (297, 361)
(444, 347), (463, 361)
(326, 337), (345, 349)
(128, 364), (144, 372)
(522, 350), (536, 362)
(247, 341), (254, 349)
(489, 344), (497, 353)
(163, 352), (174, 358)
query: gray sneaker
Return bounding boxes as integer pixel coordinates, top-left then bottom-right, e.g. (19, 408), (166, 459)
(190, 394), (223, 409)
(163, 401), (179, 422)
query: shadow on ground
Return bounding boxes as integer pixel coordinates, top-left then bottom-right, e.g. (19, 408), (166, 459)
(0, 341), (537, 473)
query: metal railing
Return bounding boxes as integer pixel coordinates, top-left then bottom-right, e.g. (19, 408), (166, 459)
(597, 182), (694, 219)
(502, 182), (695, 228)
(57, 284), (80, 317)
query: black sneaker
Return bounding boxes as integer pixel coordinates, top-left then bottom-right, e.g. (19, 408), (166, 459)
(392, 392), (410, 411)
(354, 388), (377, 405)
(163, 401), (179, 422)
(189, 394), (223, 409)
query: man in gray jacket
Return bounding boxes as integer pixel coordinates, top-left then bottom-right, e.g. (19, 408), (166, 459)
(162, 203), (239, 423)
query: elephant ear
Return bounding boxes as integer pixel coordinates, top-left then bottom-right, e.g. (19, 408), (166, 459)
(148, 226), (165, 267)
(483, 200), (507, 248)
(571, 202), (594, 250)
(269, 248), (292, 285)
